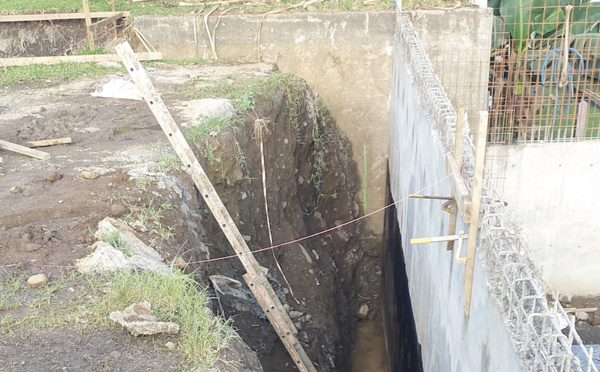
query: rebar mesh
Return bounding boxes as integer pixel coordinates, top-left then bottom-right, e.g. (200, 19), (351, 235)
(399, 15), (597, 372)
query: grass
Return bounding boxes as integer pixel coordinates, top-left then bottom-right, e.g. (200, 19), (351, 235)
(125, 198), (176, 241)
(101, 229), (131, 255)
(0, 276), (24, 311)
(152, 152), (181, 173)
(0, 269), (235, 370)
(183, 116), (231, 142)
(0, 62), (124, 86)
(0, 0), (414, 17)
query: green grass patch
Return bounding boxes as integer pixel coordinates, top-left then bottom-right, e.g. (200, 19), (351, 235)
(0, 269), (234, 370)
(183, 116), (231, 142)
(0, 62), (123, 86)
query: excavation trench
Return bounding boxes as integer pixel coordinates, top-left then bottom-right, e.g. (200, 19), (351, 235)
(173, 79), (384, 371)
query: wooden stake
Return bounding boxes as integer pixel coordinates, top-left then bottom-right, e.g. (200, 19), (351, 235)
(111, 0), (118, 37)
(0, 140), (51, 160)
(82, 0), (95, 51)
(115, 41), (316, 372)
(447, 107), (464, 251)
(464, 111), (488, 317)
(26, 137), (72, 148)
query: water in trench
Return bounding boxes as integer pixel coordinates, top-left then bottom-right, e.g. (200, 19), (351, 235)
(351, 320), (389, 372)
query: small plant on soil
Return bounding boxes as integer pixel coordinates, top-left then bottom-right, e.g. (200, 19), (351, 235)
(152, 152), (180, 173)
(201, 144), (219, 166)
(125, 199), (176, 241)
(101, 229), (131, 255)
(0, 276), (23, 311)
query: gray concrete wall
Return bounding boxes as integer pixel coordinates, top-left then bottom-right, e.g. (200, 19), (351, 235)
(135, 12), (396, 233)
(389, 20), (521, 372)
(488, 142), (600, 296)
(408, 8), (493, 136)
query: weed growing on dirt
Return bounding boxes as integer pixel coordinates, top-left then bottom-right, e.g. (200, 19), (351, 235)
(0, 276), (23, 311)
(73, 46), (111, 55)
(125, 199), (175, 242)
(201, 144), (219, 166)
(234, 151), (247, 167)
(152, 152), (180, 173)
(101, 230), (131, 255)
(0, 62), (124, 86)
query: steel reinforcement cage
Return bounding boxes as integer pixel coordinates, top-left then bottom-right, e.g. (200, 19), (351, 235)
(399, 15), (598, 372)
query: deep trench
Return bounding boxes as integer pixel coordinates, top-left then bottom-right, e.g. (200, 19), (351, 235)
(169, 81), (424, 371)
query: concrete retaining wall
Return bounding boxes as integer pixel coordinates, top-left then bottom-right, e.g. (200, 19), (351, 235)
(388, 19), (521, 372)
(488, 142), (600, 295)
(135, 12), (396, 233)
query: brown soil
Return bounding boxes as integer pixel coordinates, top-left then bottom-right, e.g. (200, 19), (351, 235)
(0, 62), (382, 371)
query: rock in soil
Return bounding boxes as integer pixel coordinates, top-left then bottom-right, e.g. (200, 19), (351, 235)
(289, 311), (304, 319)
(27, 273), (48, 289)
(110, 204), (127, 218)
(25, 243), (42, 252)
(80, 171), (99, 180)
(165, 341), (176, 351)
(45, 170), (61, 182)
(9, 186), (23, 194)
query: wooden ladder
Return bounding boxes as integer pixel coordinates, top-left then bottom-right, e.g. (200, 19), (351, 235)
(115, 41), (317, 372)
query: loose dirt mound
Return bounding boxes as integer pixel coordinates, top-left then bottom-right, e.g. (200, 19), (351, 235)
(0, 62), (382, 371)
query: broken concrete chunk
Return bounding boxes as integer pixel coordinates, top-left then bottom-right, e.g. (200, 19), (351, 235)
(27, 273), (48, 289)
(76, 218), (169, 274)
(109, 301), (179, 337)
(355, 303), (369, 320)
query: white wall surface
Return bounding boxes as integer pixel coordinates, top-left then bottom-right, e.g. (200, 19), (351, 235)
(488, 142), (600, 295)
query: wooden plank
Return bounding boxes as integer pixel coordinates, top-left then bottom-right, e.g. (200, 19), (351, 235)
(464, 111), (488, 317)
(115, 41), (317, 372)
(26, 137), (72, 148)
(82, 0), (95, 51)
(0, 52), (162, 67)
(0, 11), (130, 23)
(0, 140), (51, 160)
(447, 107), (465, 251)
(411, 234), (469, 245)
(564, 307), (598, 313)
(445, 154), (473, 223)
(90, 12), (123, 31)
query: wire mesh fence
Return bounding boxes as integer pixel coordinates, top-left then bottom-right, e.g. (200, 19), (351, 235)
(420, 1), (600, 144)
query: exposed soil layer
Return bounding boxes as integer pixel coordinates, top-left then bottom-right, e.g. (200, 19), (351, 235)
(0, 62), (382, 371)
